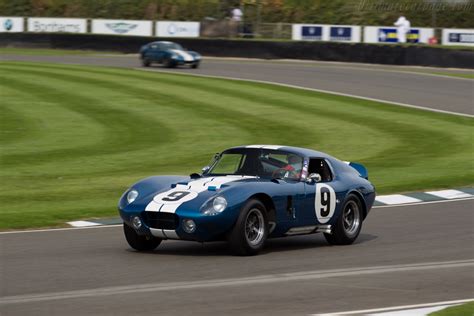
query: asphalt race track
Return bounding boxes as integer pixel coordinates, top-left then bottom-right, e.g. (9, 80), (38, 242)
(1, 54), (473, 115)
(0, 55), (473, 315)
(1, 200), (473, 315)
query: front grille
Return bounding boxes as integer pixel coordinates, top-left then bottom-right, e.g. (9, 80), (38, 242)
(143, 212), (179, 230)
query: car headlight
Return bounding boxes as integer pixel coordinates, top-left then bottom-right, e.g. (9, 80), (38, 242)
(171, 53), (179, 59)
(202, 196), (227, 216)
(127, 190), (138, 204)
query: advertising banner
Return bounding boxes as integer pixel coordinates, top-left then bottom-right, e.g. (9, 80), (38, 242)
(364, 26), (434, 44)
(329, 25), (361, 42)
(92, 19), (152, 36)
(28, 18), (86, 33)
(156, 21), (200, 37)
(0, 17), (24, 32)
(292, 24), (361, 42)
(442, 29), (474, 46)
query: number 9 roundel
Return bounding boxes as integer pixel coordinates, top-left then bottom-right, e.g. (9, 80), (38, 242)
(314, 183), (336, 223)
(153, 189), (198, 204)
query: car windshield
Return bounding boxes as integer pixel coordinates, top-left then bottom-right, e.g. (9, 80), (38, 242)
(207, 148), (304, 180)
(161, 42), (183, 50)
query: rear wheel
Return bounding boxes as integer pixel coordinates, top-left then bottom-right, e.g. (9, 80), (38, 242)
(123, 223), (161, 251)
(228, 199), (268, 256)
(324, 195), (362, 245)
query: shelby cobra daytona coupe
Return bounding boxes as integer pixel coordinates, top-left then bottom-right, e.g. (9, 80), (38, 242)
(139, 41), (201, 68)
(119, 145), (376, 255)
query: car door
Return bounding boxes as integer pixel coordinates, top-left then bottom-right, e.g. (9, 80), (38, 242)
(300, 158), (345, 226)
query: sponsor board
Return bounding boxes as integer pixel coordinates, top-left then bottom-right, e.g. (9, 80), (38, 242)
(442, 28), (474, 46)
(364, 26), (434, 44)
(27, 17), (86, 33)
(92, 19), (152, 36)
(378, 28), (420, 43)
(0, 17), (24, 32)
(292, 24), (361, 42)
(156, 21), (200, 37)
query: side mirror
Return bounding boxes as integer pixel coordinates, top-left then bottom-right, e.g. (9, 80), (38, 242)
(306, 173), (322, 183)
(202, 166), (211, 174)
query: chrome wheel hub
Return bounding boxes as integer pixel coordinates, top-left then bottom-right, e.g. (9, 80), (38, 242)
(343, 200), (360, 237)
(245, 208), (265, 246)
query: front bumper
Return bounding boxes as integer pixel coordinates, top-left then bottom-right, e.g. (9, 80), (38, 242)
(120, 206), (237, 242)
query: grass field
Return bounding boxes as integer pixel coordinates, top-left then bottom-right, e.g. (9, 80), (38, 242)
(429, 302), (474, 316)
(429, 72), (474, 79)
(0, 61), (473, 229)
(0, 47), (116, 56)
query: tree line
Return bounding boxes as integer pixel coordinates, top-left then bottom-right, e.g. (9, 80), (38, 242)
(1, 0), (473, 28)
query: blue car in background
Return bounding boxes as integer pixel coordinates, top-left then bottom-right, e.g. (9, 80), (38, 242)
(119, 145), (376, 255)
(139, 41), (201, 68)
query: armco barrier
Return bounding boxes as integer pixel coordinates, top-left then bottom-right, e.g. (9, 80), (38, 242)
(1, 33), (473, 68)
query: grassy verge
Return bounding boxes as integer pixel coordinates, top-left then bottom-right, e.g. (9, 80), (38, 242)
(0, 61), (472, 229)
(428, 72), (474, 79)
(0, 47), (119, 56)
(429, 302), (474, 315)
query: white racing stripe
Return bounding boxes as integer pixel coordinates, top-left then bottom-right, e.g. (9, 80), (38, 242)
(146, 175), (255, 215)
(1, 260), (472, 305)
(245, 145), (283, 150)
(169, 49), (194, 62)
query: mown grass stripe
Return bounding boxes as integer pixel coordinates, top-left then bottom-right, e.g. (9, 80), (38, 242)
(0, 61), (472, 229)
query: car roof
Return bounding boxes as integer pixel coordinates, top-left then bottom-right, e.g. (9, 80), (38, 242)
(225, 145), (333, 159)
(150, 41), (176, 45)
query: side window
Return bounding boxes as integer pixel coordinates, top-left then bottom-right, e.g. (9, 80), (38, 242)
(150, 44), (158, 50)
(308, 158), (333, 182)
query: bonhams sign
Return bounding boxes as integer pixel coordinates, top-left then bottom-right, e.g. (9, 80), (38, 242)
(28, 18), (87, 33)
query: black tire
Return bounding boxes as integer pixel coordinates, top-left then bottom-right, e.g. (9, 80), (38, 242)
(324, 195), (363, 245)
(228, 199), (268, 256)
(123, 223), (161, 251)
(142, 58), (151, 67)
(191, 62), (200, 69)
(164, 58), (175, 68)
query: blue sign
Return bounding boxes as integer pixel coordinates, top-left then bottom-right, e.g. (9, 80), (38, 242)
(302, 26), (322, 40)
(330, 27), (352, 41)
(448, 33), (474, 44)
(379, 28), (420, 43)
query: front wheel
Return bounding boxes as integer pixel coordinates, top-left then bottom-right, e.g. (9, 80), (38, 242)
(324, 195), (362, 245)
(141, 58), (151, 67)
(123, 223), (161, 251)
(191, 62), (200, 69)
(164, 58), (175, 68)
(228, 199), (268, 256)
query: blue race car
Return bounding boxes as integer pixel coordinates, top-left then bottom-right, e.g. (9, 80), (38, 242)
(119, 145), (376, 255)
(139, 41), (201, 68)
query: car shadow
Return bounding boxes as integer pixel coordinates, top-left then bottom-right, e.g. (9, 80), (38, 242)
(126, 233), (378, 257)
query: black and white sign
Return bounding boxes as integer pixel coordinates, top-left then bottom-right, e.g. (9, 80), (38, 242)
(27, 18), (86, 33)
(92, 19), (152, 36)
(442, 28), (474, 46)
(156, 21), (200, 37)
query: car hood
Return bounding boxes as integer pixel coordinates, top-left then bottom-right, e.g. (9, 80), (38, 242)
(124, 175), (261, 213)
(167, 49), (200, 61)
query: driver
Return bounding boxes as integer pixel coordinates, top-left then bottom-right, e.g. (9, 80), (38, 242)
(283, 154), (303, 179)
